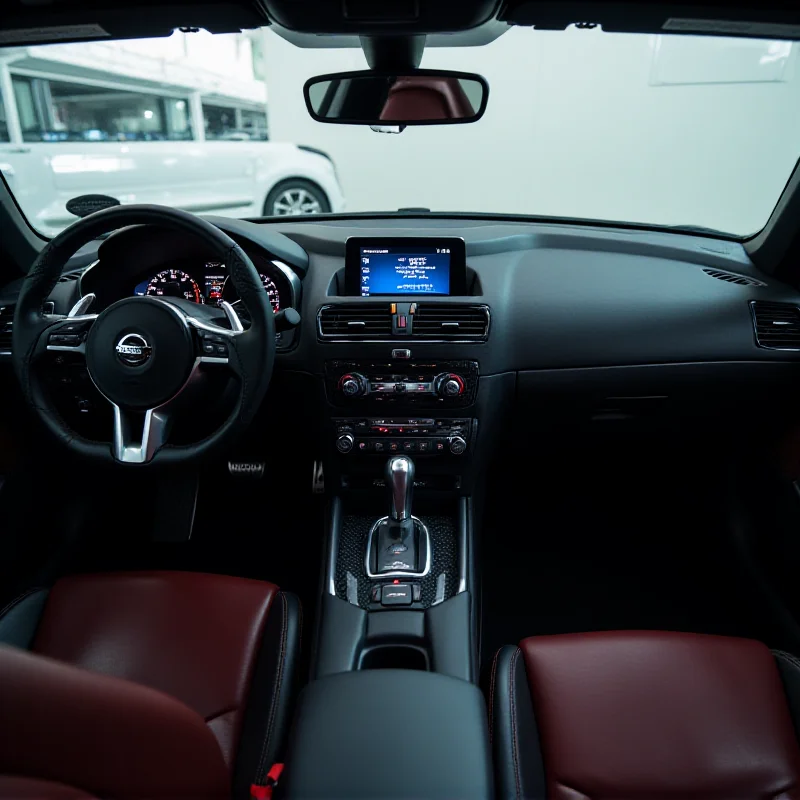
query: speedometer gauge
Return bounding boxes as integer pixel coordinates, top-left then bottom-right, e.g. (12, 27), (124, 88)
(222, 274), (281, 314)
(146, 270), (203, 303)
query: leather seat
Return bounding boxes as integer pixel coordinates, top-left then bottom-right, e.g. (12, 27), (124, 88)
(0, 571), (301, 800)
(489, 631), (800, 799)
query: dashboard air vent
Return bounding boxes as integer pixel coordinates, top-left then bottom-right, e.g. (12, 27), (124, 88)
(57, 268), (87, 284)
(751, 302), (800, 350)
(413, 304), (490, 340)
(0, 305), (14, 352)
(318, 304), (393, 339)
(703, 268), (765, 287)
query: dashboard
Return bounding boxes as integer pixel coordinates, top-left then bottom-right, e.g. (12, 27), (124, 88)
(6, 212), (800, 447)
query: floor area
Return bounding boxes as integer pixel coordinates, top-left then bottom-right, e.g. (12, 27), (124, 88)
(478, 434), (796, 671)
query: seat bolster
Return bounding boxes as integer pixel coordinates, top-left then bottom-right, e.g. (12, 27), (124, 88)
(488, 645), (546, 800)
(234, 591), (303, 798)
(0, 646), (229, 800)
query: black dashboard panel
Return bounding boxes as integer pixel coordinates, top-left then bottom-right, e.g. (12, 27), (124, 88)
(263, 218), (800, 378)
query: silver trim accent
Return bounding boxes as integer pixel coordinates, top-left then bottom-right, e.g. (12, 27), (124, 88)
(272, 260), (302, 310)
(76, 259), (100, 298)
(346, 571), (359, 605)
(365, 516), (431, 578)
(219, 299), (244, 333)
(68, 293), (95, 317)
(458, 497), (469, 594)
(327, 497), (342, 595)
(111, 355), (205, 463)
(432, 572), (447, 606)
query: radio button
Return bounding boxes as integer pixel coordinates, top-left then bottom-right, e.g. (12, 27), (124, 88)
(374, 441), (386, 453)
(388, 441), (400, 452)
(418, 441), (431, 453)
(403, 441), (416, 452)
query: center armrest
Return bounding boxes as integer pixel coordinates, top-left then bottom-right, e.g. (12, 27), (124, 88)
(282, 669), (493, 799)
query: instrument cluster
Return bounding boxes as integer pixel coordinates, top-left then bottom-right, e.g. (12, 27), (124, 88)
(132, 260), (285, 314)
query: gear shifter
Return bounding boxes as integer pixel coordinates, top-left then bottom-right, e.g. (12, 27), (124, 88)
(366, 456), (430, 577)
(387, 455), (414, 522)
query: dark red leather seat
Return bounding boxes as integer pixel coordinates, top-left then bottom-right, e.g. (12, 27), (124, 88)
(0, 571), (301, 800)
(489, 631), (800, 799)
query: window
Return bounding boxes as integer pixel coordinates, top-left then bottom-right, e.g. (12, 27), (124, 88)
(12, 77), (44, 142)
(241, 108), (268, 140)
(203, 102), (268, 140)
(11, 76), (192, 142)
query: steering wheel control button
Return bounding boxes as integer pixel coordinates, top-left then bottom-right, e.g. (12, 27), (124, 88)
(381, 583), (412, 606)
(114, 333), (152, 367)
(48, 333), (82, 346)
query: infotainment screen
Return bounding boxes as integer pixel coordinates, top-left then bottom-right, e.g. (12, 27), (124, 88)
(345, 237), (466, 297)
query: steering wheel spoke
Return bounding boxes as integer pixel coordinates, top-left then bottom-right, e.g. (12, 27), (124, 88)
(112, 404), (172, 464)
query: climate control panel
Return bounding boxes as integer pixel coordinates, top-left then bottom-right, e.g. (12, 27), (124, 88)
(326, 360), (478, 408)
(333, 417), (473, 456)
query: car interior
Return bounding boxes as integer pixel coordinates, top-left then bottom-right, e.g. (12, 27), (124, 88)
(5, 0), (800, 798)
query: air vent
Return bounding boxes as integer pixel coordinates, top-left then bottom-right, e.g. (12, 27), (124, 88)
(318, 304), (393, 339)
(413, 304), (490, 340)
(0, 305), (14, 352)
(751, 302), (800, 350)
(57, 268), (86, 283)
(703, 268), (766, 287)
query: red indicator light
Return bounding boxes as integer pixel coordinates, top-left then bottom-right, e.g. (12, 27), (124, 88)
(393, 579), (400, 585)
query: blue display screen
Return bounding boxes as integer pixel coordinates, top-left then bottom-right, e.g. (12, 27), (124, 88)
(359, 246), (451, 296)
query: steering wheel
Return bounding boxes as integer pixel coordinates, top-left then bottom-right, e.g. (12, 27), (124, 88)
(12, 204), (275, 466)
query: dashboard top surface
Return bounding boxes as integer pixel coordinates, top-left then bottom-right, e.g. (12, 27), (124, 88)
(4, 214), (800, 376)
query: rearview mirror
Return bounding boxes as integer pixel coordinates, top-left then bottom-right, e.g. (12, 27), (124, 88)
(304, 69), (488, 128)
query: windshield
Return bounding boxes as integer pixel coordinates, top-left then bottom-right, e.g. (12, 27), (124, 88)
(0, 26), (797, 237)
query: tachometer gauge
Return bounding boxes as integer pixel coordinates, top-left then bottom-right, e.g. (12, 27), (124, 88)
(222, 274), (281, 314)
(146, 269), (203, 303)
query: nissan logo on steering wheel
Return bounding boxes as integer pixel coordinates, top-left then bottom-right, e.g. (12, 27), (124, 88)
(114, 333), (152, 366)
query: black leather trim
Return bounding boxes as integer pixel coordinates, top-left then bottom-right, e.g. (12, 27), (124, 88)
(489, 646), (546, 800)
(427, 591), (474, 682)
(282, 669), (493, 800)
(773, 649), (800, 743)
(0, 588), (48, 649)
(233, 591), (302, 800)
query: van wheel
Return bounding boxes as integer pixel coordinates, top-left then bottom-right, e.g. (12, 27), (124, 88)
(264, 179), (330, 216)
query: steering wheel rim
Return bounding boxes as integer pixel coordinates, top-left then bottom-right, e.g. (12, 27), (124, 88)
(13, 204), (275, 466)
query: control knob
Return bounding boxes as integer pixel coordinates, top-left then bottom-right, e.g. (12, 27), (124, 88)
(339, 373), (367, 398)
(434, 372), (465, 398)
(449, 436), (467, 455)
(336, 434), (355, 454)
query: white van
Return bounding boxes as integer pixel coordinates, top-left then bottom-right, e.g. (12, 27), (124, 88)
(0, 67), (345, 236)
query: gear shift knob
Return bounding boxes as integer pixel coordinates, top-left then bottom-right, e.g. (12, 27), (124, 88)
(386, 456), (415, 522)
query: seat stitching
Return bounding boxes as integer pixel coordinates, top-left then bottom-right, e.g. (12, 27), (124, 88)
(255, 591), (288, 782)
(0, 587), (44, 622)
(487, 648), (500, 746)
(510, 647), (522, 799)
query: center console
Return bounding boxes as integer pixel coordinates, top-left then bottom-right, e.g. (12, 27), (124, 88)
(312, 236), (488, 719)
(280, 670), (493, 800)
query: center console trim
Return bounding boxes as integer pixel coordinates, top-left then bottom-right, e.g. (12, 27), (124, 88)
(364, 515), (432, 578)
